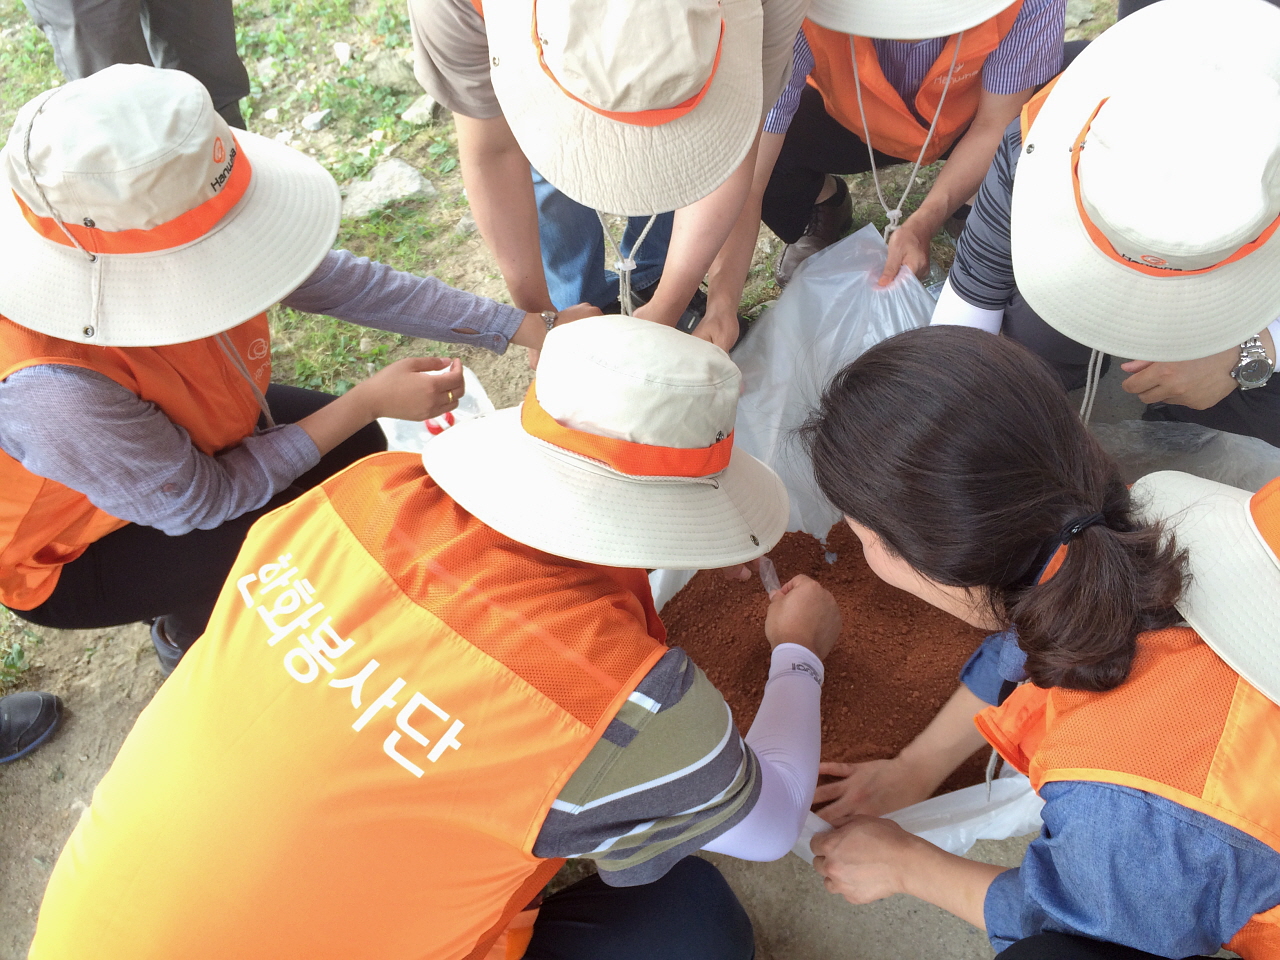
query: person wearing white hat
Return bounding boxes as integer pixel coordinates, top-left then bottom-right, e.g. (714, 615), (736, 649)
(0, 64), (596, 675)
(703, 0), (1065, 318)
(801, 325), (1280, 960)
(28, 315), (843, 960)
(409, 0), (807, 352)
(932, 0), (1280, 446)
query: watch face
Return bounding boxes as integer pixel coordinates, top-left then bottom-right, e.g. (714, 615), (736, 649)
(1239, 358), (1272, 385)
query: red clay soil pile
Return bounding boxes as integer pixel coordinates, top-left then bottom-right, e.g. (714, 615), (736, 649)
(661, 524), (990, 795)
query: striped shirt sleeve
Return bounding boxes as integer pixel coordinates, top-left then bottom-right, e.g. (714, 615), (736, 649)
(532, 647), (762, 886)
(982, 0), (1065, 95)
(763, 30), (815, 135)
(947, 118), (1023, 311)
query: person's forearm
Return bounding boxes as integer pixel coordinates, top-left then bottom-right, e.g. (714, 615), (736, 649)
(901, 840), (1007, 929)
(897, 685), (990, 788)
(701, 643), (823, 860)
(635, 136), (760, 327)
(454, 113), (552, 313)
(907, 118), (1013, 238)
(704, 129), (781, 322)
(295, 386), (377, 457)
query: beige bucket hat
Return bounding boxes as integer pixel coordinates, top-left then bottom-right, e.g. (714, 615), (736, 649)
(423, 315), (789, 569)
(806, 0), (1020, 39)
(1011, 0), (1280, 362)
(1134, 470), (1280, 706)
(483, 0), (763, 216)
(0, 64), (339, 347)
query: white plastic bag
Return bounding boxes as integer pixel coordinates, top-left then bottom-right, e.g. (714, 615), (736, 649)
(650, 225), (1044, 857)
(731, 223), (937, 535)
(1091, 420), (1280, 492)
(378, 365), (494, 453)
(791, 766), (1044, 862)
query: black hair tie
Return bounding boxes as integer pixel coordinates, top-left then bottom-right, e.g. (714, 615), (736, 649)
(1061, 513), (1106, 541)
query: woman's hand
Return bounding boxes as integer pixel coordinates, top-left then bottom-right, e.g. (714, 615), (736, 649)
(352, 357), (465, 422)
(811, 815), (921, 903)
(764, 575), (842, 660)
(813, 756), (938, 825)
(877, 217), (932, 286)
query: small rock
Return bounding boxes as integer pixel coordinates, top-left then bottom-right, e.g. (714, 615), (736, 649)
(263, 107), (280, 121)
(333, 41), (352, 67)
(1064, 0), (1094, 28)
(273, 129), (294, 143)
(342, 158), (439, 218)
(257, 56), (278, 82)
(301, 109), (331, 131)
(368, 129), (384, 142)
(365, 51), (422, 94)
(359, 337), (374, 352)
(454, 214), (477, 236)
(400, 93), (444, 125)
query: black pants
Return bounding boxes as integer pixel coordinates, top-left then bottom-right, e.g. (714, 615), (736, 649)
(526, 858), (754, 960)
(763, 85), (916, 243)
(997, 932), (1214, 960)
(16, 384), (386, 645)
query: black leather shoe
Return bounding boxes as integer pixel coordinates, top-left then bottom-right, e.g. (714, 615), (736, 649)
(150, 617), (185, 677)
(0, 691), (63, 763)
(775, 176), (853, 287)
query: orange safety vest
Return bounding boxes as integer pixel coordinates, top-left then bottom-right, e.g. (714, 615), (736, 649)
(975, 627), (1280, 958)
(29, 452), (667, 960)
(0, 313), (270, 610)
(802, 2), (1024, 164)
(1018, 73), (1058, 141)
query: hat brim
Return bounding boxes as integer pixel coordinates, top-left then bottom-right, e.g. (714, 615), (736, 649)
(806, 0), (1018, 39)
(1011, 0), (1280, 362)
(1133, 470), (1280, 706)
(484, 0), (763, 216)
(0, 129), (340, 347)
(421, 405), (790, 570)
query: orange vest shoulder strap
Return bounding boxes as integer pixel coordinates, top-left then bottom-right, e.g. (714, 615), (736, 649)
(1019, 74), (1061, 142)
(470, 0), (483, 17)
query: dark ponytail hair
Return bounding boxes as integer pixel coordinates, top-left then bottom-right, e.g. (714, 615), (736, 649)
(800, 326), (1188, 692)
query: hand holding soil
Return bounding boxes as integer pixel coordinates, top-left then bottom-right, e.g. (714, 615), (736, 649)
(764, 574), (842, 660)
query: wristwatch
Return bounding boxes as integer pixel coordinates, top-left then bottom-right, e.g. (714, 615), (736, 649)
(540, 310), (558, 333)
(1231, 335), (1274, 390)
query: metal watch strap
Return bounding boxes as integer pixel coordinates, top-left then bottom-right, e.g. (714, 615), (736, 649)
(1233, 335), (1274, 390)
(541, 310), (558, 333)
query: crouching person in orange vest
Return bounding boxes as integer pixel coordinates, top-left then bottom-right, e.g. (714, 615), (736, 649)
(28, 315), (843, 960)
(0, 65), (596, 675)
(802, 326), (1280, 959)
(706, 0), (1064, 312)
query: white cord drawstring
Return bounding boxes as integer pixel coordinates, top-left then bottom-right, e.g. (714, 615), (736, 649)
(597, 211), (659, 315)
(22, 88), (97, 266)
(849, 34), (964, 240)
(216, 332), (276, 428)
(1079, 347), (1105, 425)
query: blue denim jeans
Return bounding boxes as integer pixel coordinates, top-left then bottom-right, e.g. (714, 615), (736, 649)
(532, 167), (673, 310)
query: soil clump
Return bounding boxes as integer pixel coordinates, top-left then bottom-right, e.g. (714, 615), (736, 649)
(662, 524), (990, 797)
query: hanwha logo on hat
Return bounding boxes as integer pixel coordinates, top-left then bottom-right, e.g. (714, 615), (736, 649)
(212, 137), (225, 164)
(247, 338), (268, 360)
(1141, 254), (1167, 266)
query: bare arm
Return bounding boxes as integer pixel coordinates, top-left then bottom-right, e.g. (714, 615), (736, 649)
(453, 113), (553, 313)
(699, 129), (785, 349)
(633, 133), (761, 348)
(879, 87), (1037, 285)
(813, 815), (1006, 930)
(814, 684), (989, 825)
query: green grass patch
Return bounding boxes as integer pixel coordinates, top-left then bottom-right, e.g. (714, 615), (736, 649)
(0, 611), (43, 689)
(0, 1), (62, 137)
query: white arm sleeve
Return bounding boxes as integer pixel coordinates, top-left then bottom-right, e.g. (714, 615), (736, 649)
(701, 643), (823, 861)
(930, 277), (1004, 334)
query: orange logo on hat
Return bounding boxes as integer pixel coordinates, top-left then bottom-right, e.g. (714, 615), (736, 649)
(212, 138), (225, 164)
(1140, 255), (1167, 266)
(247, 338), (268, 360)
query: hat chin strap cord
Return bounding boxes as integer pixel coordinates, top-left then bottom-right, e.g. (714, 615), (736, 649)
(849, 32), (963, 241)
(1078, 347), (1105, 425)
(596, 210), (660, 316)
(216, 332), (276, 428)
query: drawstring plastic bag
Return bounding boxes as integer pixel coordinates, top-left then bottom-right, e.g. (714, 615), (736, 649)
(651, 224), (1043, 857)
(1091, 420), (1280, 493)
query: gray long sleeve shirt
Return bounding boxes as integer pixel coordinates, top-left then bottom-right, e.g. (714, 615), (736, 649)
(0, 250), (525, 536)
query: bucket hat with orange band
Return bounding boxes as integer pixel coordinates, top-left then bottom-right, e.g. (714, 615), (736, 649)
(0, 64), (339, 347)
(1010, 0), (1280, 362)
(1135, 470), (1280, 707)
(423, 314), (789, 569)
(482, 0), (763, 216)
(805, 0), (1018, 40)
